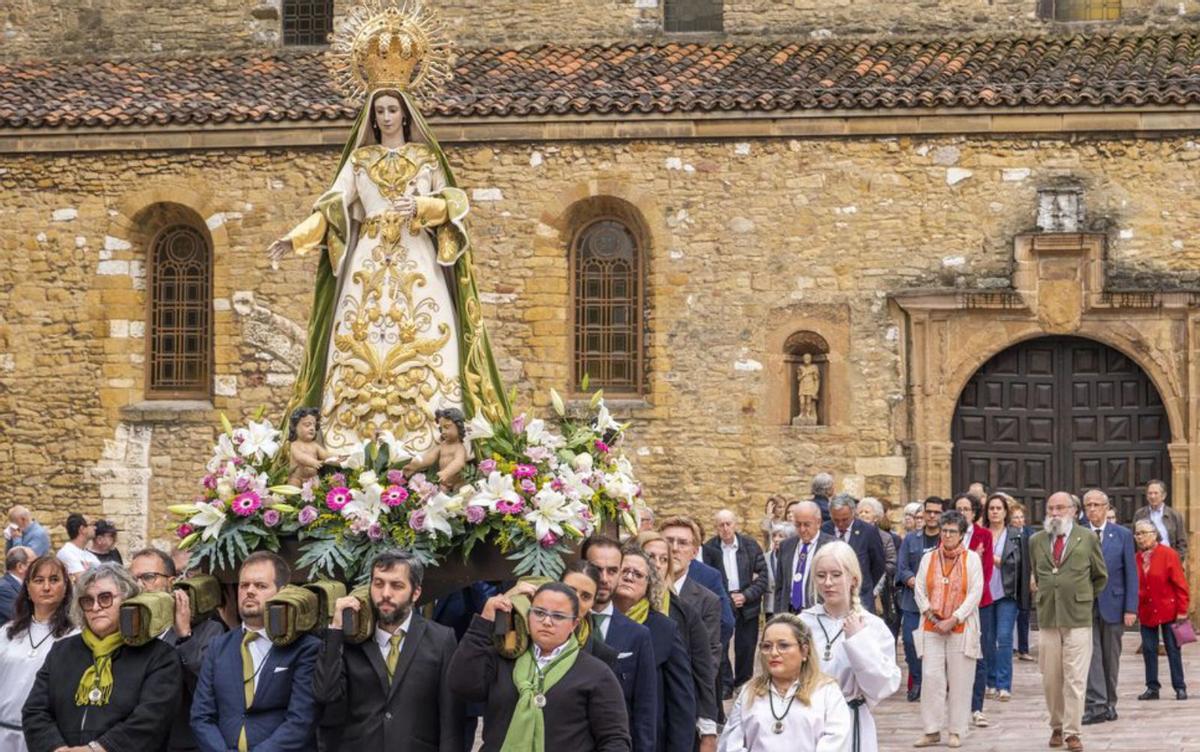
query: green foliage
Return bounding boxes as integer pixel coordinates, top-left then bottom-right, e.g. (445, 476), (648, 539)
(508, 540), (569, 578)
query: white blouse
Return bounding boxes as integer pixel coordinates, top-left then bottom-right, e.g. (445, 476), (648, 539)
(0, 621), (78, 752)
(718, 680), (851, 752)
(800, 606), (901, 752)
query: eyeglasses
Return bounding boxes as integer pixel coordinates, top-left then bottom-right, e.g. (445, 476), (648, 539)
(619, 568), (647, 582)
(134, 572), (169, 585)
(79, 592), (117, 611)
(759, 641), (799, 655)
(528, 607), (575, 625)
(940, 529), (963, 537)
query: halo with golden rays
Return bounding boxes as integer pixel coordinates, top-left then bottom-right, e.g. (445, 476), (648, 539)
(324, 0), (455, 106)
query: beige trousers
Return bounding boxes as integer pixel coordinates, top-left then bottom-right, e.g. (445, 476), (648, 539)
(920, 631), (975, 736)
(1039, 626), (1093, 737)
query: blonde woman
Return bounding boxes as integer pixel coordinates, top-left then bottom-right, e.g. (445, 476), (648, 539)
(718, 614), (849, 751)
(912, 510), (984, 749)
(800, 541), (900, 752)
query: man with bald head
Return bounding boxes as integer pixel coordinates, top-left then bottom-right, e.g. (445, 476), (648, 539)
(1030, 491), (1108, 752)
(773, 501), (837, 615)
(4, 505), (50, 557)
(702, 509), (767, 697)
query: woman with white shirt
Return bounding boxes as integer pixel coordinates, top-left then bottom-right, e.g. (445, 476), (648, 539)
(718, 614), (850, 752)
(912, 510), (984, 749)
(799, 541), (900, 752)
(0, 555), (76, 752)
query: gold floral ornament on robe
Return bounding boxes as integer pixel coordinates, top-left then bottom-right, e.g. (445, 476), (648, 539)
(279, 0), (510, 454)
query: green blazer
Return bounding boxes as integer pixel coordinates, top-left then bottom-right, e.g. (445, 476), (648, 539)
(1029, 524), (1108, 629)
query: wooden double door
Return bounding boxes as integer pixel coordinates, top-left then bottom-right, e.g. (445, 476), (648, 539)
(952, 336), (1170, 523)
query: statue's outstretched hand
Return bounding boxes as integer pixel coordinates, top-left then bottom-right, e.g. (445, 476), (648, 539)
(267, 237), (293, 268)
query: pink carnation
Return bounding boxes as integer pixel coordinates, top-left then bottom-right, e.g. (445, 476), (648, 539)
(325, 486), (352, 512)
(382, 485), (409, 508)
(329, 472), (347, 487)
(594, 440), (610, 454)
(386, 469), (406, 485)
(298, 506), (319, 525)
(202, 475), (217, 490)
(262, 509), (281, 527)
(367, 522), (385, 541)
(478, 459), (498, 475)
(539, 532), (559, 548)
(234, 475), (252, 493)
(465, 505), (486, 524)
(496, 498), (525, 515)
(513, 464), (538, 480)
(511, 414), (527, 434)
(231, 492), (262, 517)
(520, 478), (537, 494)
(176, 524), (193, 538)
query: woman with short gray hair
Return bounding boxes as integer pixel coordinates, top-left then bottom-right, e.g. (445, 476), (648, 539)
(23, 563), (182, 752)
(764, 522), (795, 617)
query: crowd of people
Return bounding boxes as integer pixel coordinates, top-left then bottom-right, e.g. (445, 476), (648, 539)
(0, 478), (1191, 752)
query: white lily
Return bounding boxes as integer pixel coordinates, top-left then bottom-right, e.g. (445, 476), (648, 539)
(236, 419), (281, 462)
(423, 492), (455, 537)
(346, 481), (383, 525)
(464, 414), (494, 441)
(206, 434), (238, 473)
(525, 418), (565, 449)
(341, 441), (369, 470)
(525, 487), (570, 540)
(570, 452), (593, 473)
(188, 502), (227, 541)
(358, 470), (379, 488)
(549, 388), (566, 417)
(373, 431), (411, 461)
(556, 465), (594, 501)
(594, 403), (619, 434)
(470, 471), (521, 511)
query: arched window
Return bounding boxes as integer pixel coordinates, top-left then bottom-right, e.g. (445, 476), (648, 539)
(572, 218), (644, 394)
(664, 0), (724, 32)
(1041, 0), (1121, 21)
(282, 0), (334, 46)
(147, 225), (212, 399)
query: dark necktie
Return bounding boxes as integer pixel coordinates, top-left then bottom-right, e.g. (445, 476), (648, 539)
(1053, 534), (1065, 565)
(790, 542), (811, 611)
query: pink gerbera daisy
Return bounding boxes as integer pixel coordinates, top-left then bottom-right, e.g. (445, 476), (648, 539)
(231, 492), (262, 517)
(382, 485), (409, 508)
(325, 486), (352, 512)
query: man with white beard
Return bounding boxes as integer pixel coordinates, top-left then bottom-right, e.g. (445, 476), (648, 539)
(1029, 492), (1108, 752)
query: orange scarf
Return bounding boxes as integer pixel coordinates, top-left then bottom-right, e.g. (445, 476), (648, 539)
(924, 546), (968, 633)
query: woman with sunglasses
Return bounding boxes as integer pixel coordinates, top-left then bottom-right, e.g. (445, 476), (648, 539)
(449, 581), (632, 751)
(718, 614), (849, 751)
(23, 563), (182, 752)
(0, 555), (76, 752)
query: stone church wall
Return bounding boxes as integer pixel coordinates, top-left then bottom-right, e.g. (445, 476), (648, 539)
(3, 0), (1196, 61)
(2, 133), (1198, 551)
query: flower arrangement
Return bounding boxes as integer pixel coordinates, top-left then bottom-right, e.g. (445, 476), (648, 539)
(169, 412), (297, 572)
(172, 389), (645, 581)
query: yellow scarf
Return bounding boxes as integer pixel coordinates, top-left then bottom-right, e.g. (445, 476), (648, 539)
(575, 614), (591, 648)
(625, 598), (651, 624)
(75, 629), (125, 706)
(658, 589), (671, 615)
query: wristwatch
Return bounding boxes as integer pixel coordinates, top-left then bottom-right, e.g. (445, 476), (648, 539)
(88, 741), (105, 752)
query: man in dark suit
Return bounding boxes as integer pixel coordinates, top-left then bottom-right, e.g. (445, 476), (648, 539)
(0, 545), (32, 623)
(821, 494), (886, 614)
(583, 536), (659, 752)
(130, 547), (227, 752)
(1081, 490), (1138, 725)
(774, 501), (836, 615)
(1133, 479), (1188, 565)
(701, 510), (768, 696)
(192, 551), (320, 752)
(314, 549), (462, 751)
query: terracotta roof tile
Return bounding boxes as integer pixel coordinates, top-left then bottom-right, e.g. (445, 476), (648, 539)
(3, 32), (1200, 129)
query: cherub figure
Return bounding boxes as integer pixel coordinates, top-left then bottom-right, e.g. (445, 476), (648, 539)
(403, 407), (468, 490)
(287, 408), (340, 487)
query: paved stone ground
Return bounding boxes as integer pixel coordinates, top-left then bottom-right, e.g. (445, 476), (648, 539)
(873, 633), (1199, 752)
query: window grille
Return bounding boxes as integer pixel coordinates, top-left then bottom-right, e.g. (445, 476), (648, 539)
(572, 219), (644, 394)
(147, 225), (212, 399)
(283, 0), (334, 46)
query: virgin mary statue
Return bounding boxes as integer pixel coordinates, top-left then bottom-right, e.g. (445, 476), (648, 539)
(268, 0), (509, 455)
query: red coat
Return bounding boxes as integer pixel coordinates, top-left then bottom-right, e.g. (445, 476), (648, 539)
(966, 525), (995, 608)
(1136, 544), (1189, 627)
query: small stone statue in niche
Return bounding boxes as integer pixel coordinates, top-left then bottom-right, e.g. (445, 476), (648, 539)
(287, 407), (343, 486)
(403, 407), (469, 491)
(794, 353), (821, 425)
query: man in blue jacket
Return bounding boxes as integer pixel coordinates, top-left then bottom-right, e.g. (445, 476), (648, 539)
(584, 535), (660, 752)
(191, 551), (319, 752)
(1081, 489), (1137, 725)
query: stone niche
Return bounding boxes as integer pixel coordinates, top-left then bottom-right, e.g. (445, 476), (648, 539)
(784, 330), (828, 426)
(764, 306), (850, 430)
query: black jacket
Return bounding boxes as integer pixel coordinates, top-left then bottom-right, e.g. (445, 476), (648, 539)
(162, 616), (227, 752)
(996, 525), (1032, 610)
(23, 635), (182, 752)
(448, 615), (631, 752)
(773, 532), (837, 614)
(313, 613), (464, 752)
(701, 533), (769, 619)
(667, 595), (717, 723)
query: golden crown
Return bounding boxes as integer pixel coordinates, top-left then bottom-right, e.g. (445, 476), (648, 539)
(325, 0), (454, 105)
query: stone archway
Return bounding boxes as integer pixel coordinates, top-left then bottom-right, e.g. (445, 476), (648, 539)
(951, 335), (1171, 523)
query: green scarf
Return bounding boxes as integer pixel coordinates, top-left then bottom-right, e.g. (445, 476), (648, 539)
(75, 629), (125, 706)
(499, 639), (580, 752)
(625, 598), (651, 625)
